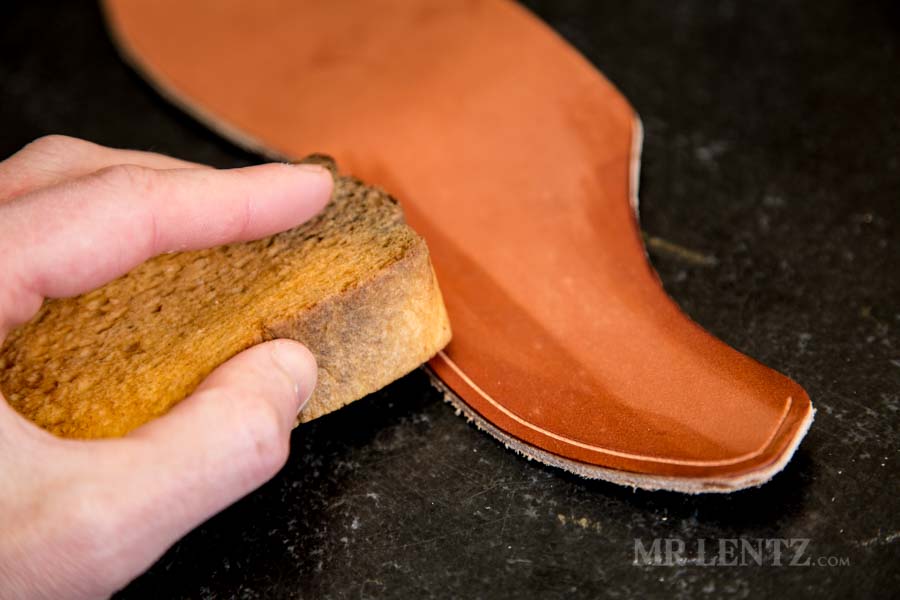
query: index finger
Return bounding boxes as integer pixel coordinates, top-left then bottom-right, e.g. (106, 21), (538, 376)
(0, 135), (206, 204)
(0, 162), (332, 331)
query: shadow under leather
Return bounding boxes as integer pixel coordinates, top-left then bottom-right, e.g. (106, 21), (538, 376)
(547, 444), (816, 528)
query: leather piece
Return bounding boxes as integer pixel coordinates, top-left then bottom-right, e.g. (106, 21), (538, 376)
(102, 0), (813, 491)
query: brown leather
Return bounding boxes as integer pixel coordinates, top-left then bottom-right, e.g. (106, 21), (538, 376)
(102, 0), (813, 491)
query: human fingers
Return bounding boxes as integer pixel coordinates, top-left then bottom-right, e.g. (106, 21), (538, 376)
(0, 161), (332, 331)
(0, 135), (204, 203)
(0, 340), (315, 598)
(99, 340), (315, 582)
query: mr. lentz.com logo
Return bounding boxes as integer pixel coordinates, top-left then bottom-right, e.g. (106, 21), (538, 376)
(633, 538), (850, 567)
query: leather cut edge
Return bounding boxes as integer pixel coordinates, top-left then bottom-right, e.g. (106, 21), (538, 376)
(428, 363), (815, 494)
(435, 350), (795, 468)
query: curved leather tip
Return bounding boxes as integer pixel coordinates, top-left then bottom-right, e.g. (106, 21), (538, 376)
(101, 0), (814, 492)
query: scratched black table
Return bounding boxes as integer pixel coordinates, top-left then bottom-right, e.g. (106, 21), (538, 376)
(1, 1), (897, 598)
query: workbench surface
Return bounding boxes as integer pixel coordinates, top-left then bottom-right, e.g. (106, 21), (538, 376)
(1, 1), (896, 598)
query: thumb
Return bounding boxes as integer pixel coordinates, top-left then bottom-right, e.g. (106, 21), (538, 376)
(111, 339), (316, 563)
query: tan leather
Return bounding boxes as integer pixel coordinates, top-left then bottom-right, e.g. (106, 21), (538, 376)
(102, 0), (813, 491)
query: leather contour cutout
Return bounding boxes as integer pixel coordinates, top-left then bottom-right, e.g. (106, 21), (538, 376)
(102, 0), (814, 492)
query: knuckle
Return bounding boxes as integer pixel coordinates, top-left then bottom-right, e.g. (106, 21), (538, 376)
(218, 192), (253, 242)
(89, 164), (163, 254)
(0, 135), (93, 200)
(24, 134), (87, 156)
(92, 163), (158, 195)
(228, 393), (290, 480)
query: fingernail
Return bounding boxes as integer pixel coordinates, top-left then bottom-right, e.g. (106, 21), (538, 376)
(291, 163), (332, 177)
(270, 342), (316, 413)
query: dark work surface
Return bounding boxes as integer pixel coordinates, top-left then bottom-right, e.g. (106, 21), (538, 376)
(1, 1), (898, 598)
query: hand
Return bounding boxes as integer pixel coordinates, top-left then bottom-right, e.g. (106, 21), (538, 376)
(0, 136), (333, 599)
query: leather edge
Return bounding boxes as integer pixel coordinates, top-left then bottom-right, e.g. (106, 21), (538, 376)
(428, 365), (815, 494)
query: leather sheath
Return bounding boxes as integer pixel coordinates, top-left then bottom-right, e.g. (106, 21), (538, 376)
(102, 0), (814, 492)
